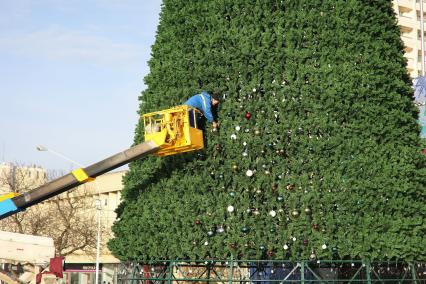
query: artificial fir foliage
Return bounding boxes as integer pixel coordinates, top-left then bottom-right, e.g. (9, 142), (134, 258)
(108, 0), (426, 261)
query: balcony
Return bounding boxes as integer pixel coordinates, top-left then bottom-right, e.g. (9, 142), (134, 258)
(402, 35), (416, 51)
(398, 15), (416, 29)
(397, 0), (413, 9)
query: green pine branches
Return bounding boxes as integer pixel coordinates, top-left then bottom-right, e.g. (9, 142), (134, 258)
(108, 0), (426, 261)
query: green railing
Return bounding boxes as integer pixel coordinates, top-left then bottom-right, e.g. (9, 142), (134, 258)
(117, 259), (426, 283)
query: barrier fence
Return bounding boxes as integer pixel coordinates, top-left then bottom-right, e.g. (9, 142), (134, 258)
(117, 259), (426, 283)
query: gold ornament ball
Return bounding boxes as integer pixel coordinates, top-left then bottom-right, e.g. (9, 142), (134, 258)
(291, 210), (300, 217)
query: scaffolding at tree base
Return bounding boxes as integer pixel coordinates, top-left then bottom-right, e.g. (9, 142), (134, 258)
(117, 259), (426, 284)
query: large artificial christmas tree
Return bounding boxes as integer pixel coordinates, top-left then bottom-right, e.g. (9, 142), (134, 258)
(109, 0), (426, 261)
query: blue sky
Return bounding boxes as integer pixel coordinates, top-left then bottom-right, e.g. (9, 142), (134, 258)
(0, 1), (162, 171)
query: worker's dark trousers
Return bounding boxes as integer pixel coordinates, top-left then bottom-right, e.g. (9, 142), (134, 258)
(188, 110), (207, 148)
(188, 110), (204, 129)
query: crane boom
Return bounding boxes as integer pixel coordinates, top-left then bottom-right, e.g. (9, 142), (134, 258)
(0, 141), (159, 220)
(0, 105), (204, 221)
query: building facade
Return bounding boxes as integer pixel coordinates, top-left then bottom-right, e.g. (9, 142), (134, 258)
(60, 170), (126, 284)
(0, 164), (126, 284)
(393, 0), (426, 78)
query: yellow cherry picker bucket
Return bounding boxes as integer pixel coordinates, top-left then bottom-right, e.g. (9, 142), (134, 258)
(142, 105), (204, 156)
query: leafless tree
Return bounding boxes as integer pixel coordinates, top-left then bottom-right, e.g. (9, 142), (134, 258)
(0, 163), (106, 257)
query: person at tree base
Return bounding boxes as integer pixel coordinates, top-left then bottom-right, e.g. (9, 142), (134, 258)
(185, 90), (220, 130)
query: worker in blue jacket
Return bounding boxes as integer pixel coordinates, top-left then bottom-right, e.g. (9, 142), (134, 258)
(185, 90), (220, 130)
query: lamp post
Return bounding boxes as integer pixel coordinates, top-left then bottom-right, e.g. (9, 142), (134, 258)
(36, 145), (84, 168)
(36, 145), (102, 284)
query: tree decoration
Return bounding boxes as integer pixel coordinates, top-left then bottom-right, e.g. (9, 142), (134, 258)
(291, 210), (300, 217)
(241, 226), (250, 233)
(109, 0), (426, 262)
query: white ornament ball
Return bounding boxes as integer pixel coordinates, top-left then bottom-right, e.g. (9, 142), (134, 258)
(292, 237), (297, 242)
(227, 205), (235, 213)
(283, 244), (289, 250)
(204, 241), (209, 246)
(269, 210), (277, 217)
(242, 152), (248, 157)
(243, 141), (247, 146)
(253, 88), (257, 92)
(246, 169), (254, 177)
(231, 134), (237, 140)
(322, 244), (327, 250)
(235, 126), (241, 131)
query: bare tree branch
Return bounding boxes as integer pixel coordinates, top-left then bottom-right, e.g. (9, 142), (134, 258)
(0, 163), (101, 257)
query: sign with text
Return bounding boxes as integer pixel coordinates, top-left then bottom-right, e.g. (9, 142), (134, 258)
(65, 263), (102, 272)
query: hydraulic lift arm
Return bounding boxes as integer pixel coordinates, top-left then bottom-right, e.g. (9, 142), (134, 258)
(0, 141), (160, 220)
(0, 105), (205, 220)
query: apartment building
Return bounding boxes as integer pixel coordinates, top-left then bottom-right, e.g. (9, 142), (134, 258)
(58, 170), (126, 284)
(393, 0), (426, 77)
(0, 163), (47, 193)
(0, 164), (126, 284)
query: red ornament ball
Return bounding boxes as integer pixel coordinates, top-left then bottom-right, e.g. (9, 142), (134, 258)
(303, 239), (309, 246)
(195, 219), (202, 225)
(267, 250), (274, 257)
(312, 224), (319, 230)
(245, 111), (252, 120)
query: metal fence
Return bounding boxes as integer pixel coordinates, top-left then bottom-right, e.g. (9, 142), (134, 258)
(117, 259), (426, 283)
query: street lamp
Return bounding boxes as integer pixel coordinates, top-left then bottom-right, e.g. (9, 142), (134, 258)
(36, 145), (102, 284)
(36, 145), (84, 168)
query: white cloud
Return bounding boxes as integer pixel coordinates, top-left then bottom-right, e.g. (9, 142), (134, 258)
(0, 27), (148, 67)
